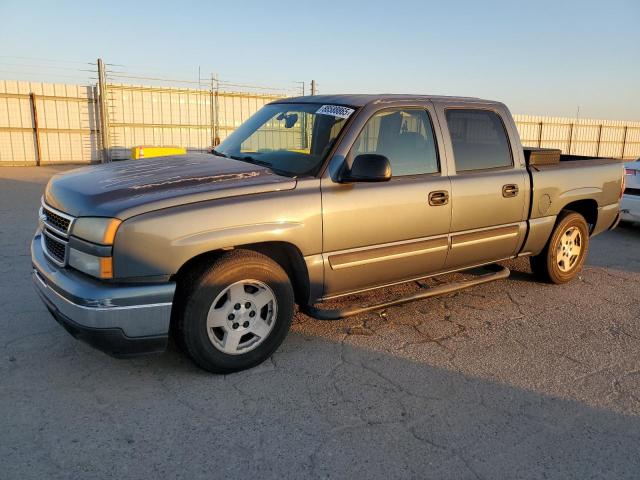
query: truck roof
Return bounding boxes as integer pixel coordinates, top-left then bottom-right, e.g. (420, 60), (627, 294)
(273, 94), (493, 108)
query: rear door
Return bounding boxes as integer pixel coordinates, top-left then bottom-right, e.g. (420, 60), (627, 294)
(433, 103), (528, 269)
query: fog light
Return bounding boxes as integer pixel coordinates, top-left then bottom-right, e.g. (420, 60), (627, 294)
(69, 248), (113, 279)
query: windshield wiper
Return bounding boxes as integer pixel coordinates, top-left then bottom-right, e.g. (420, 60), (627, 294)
(229, 155), (293, 177)
(230, 154), (268, 167)
(229, 154), (268, 166)
(210, 148), (228, 158)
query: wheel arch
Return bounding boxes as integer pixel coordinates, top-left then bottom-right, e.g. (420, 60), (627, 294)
(559, 199), (598, 234)
(171, 241), (311, 306)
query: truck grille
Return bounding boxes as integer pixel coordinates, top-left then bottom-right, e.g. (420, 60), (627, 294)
(43, 232), (67, 264)
(41, 203), (73, 235)
(39, 200), (74, 266)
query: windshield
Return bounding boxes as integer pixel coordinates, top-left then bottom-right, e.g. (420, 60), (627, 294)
(215, 103), (355, 177)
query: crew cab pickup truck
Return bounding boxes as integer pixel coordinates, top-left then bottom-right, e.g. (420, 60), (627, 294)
(32, 94), (624, 373)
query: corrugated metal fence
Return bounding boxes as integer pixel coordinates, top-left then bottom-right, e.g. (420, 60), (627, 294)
(0, 80), (101, 165)
(0, 80), (285, 165)
(1, 79), (639, 166)
(106, 83), (283, 160)
(513, 114), (640, 160)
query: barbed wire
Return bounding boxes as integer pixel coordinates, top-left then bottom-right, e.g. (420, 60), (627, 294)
(0, 71), (97, 82)
(0, 56), (311, 96)
(105, 72), (300, 94)
(0, 55), (93, 65)
(0, 57), (97, 84)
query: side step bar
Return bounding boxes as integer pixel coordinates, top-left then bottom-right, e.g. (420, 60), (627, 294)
(301, 264), (510, 320)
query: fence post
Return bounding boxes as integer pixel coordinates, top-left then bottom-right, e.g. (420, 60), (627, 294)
(537, 122), (543, 147)
(210, 74), (220, 146)
(30, 93), (42, 166)
(209, 74), (215, 147)
(214, 74), (220, 145)
(595, 124), (602, 157)
(567, 123), (573, 155)
(621, 126), (628, 159)
(97, 58), (110, 162)
(311, 80), (317, 96)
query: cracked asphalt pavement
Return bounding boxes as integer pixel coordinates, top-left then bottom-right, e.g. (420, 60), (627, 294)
(2, 166), (639, 479)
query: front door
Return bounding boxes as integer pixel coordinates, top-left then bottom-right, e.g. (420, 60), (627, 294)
(321, 106), (451, 297)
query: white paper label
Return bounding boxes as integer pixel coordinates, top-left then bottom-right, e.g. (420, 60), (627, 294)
(316, 105), (354, 119)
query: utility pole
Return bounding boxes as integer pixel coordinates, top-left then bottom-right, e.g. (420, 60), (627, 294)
(310, 80), (317, 96)
(97, 58), (110, 163)
(213, 74), (220, 146)
(294, 81), (305, 96)
(214, 73), (217, 147)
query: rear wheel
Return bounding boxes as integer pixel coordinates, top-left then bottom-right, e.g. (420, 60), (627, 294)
(177, 250), (294, 373)
(530, 211), (589, 284)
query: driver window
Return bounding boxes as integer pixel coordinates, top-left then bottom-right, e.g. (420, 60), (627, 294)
(352, 109), (439, 176)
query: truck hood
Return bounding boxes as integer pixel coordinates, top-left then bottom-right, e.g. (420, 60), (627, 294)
(44, 153), (297, 219)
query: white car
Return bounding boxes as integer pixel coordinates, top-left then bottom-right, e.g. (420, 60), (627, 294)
(621, 159), (640, 223)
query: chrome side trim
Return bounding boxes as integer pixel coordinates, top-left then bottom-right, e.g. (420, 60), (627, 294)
(328, 236), (449, 271)
(450, 225), (520, 249)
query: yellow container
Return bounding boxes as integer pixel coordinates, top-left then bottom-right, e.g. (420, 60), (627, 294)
(131, 146), (186, 160)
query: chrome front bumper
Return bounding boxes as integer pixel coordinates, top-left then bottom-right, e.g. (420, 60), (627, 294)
(31, 233), (176, 357)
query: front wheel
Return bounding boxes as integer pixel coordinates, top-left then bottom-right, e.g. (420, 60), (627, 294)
(530, 211), (590, 284)
(177, 250), (294, 373)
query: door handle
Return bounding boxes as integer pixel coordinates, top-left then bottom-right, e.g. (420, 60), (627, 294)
(428, 190), (449, 206)
(502, 184), (519, 198)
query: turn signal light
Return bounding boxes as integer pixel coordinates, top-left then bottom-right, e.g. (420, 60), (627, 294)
(99, 257), (113, 279)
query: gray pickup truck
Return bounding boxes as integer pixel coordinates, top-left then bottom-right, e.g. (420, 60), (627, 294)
(32, 94), (624, 373)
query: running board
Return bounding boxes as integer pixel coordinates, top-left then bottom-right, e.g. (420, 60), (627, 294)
(301, 264), (510, 320)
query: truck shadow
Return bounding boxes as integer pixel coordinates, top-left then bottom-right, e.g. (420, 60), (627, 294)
(5, 260), (639, 477)
(63, 332), (640, 479)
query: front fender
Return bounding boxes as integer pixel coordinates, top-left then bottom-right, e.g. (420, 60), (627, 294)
(172, 222), (304, 249)
(112, 180), (322, 279)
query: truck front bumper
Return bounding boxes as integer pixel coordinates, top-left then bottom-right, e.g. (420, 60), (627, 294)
(31, 233), (176, 358)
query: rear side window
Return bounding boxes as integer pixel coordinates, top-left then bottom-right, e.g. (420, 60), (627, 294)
(445, 109), (512, 172)
(352, 109), (439, 176)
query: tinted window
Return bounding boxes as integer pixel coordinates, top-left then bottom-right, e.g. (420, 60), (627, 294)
(352, 109), (439, 176)
(446, 109), (512, 172)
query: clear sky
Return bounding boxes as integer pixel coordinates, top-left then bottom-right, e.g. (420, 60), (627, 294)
(1, 0), (638, 120)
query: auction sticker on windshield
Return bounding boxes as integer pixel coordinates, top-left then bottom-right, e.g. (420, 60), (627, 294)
(316, 105), (355, 119)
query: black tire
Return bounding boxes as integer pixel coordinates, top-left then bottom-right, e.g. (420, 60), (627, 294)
(176, 249), (294, 374)
(530, 211), (590, 284)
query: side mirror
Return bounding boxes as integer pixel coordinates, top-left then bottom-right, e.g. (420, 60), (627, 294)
(340, 154), (392, 183)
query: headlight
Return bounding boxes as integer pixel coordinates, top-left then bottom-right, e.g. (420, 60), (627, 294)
(71, 217), (121, 245)
(69, 248), (113, 279)
(68, 217), (120, 279)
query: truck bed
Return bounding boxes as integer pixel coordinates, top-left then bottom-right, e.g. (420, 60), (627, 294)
(523, 147), (625, 168)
